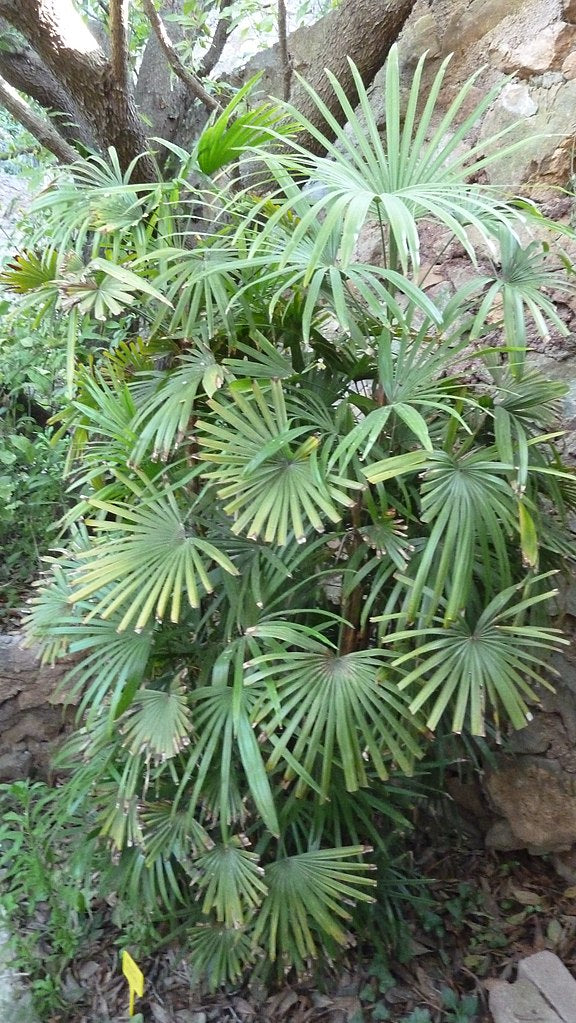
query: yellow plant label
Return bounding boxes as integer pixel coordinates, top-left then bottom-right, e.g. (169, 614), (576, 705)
(122, 950), (144, 1016)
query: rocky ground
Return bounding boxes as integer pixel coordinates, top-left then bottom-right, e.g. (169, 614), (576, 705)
(17, 828), (576, 1022)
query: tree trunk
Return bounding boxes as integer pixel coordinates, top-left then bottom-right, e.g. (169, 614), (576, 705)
(232, 0), (417, 156)
(290, 0), (416, 154)
(0, 0), (156, 179)
(0, 0), (418, 174)
(0, 28), (96, 150)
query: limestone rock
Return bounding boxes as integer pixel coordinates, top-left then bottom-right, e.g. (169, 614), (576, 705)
(562, 51), (576, 77)
(485, 758), (576, 853)
(489, 977), (564, 1023)
(485, 819), (525, 852)
(564, 0), (576, 23)
(480, 78), (576, 188)
(499, 82), (539, 117)
(0, 634), (76, 779)
(0, 750), (32, 782)
(495, 23), (576, 76)
(518, 952), (576, 1023)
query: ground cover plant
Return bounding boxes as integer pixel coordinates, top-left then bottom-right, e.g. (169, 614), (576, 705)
(4, 46), (576, 1005)
(0, 293), (69, 623)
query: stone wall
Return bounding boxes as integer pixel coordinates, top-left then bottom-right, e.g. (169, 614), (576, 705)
(243, 0), (576, 193)
(0, 635), (75, 780)
(395, 0), (576, 191)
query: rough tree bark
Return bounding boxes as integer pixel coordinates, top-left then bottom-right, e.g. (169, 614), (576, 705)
(0, 0), (156, 178)
(0, 34), (96, 150)
(0, 0), (418, 175)
(288, 0), (415, 154)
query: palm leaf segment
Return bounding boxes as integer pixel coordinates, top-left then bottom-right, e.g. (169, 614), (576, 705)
(247, 47), (531, 278)
(128, 342), (227, 464)
(193, 839), (268, 928)
(71, 486), (238, 631)
(383, 578), (567, 735)
(245, 623), (421, 795)
(253, 847), (376, 966)
(197, 380), (362, 544)
(121, 674), (193, 760)
(187, 846), (376, 983)
(365, 448), (519, 623)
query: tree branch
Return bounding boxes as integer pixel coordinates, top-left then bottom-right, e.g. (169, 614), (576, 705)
(0, 74), (78, 163)
(141, 0), (221, 113)
(0, 23), (95, 149)
(109, 0), (130, 89)
(0, 0), (155, 179)
(198, 0), (234, 78)
(277, 0), (291, 101)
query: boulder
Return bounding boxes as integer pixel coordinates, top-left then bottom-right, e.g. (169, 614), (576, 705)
(485, 757), (576, 853)
(493, 22), (576, 76)
(489, 953), (576, 1023)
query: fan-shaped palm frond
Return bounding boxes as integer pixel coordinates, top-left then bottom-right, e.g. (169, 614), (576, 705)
(470, 232), (576, 351)
(276, 770), (415, 855)
(120, 673), (192, 760)
(252, 847), (376, 965)
(0, 248), (58, 293)
(231, 211), (442, 342)
(140, 241), (250, 338)
(187, 923), (256, 989)
(57, 256), (170, 321)
(128, 342), (227, 463)
(30, 149), (165, 254)
(198, 380), (361, 544)
(58, 613), (153, 724)
(380, 576), (568, 734)
(192, 839), (267, 927)
(71, 487), (239, 631)
(22, 564), (75, 664)
(245, 48), (535, 278)
(245, 623), (421, 794)
(139, 800), (213, 866)
(367, 448), (518, 623)
(487, 367), (567, 493)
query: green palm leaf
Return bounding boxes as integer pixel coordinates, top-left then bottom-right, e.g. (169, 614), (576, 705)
(128, 343), (227, 463)
(470, 233), (576, 351)
(57, 257), (170, 321)
(195, 75), (297, 175)
(22, 564), (75, 664)
(71, 489), (239, 631)
(187, 924), (255, 989)
(197, 380), (361, 544)
(366, 448), (518, 624)
(381, 577), (567, 734)
(0, 248), (58, 292)
(245, 625), (421, 794)
(175, 680), (280, 836)
(139, 800), (212, 865)
(121, 674), (192, 760)
(252, 847), (376, 965)
(193, 839), (268, 927)
(247, 48), (534, 277)
(60, 614), (153, 724)
(29, 149), (164, 254)
(232, 210), (441, 341)
(140, 240), (256, 338)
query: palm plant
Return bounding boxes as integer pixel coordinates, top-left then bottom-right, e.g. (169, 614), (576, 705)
(15, 46), (576, 984)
